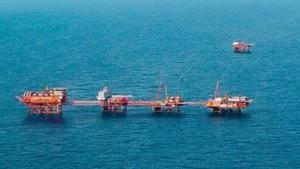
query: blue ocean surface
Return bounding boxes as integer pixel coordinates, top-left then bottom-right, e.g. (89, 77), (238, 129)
(1, 0), (300, 168)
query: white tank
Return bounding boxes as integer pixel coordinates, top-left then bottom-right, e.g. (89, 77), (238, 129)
(96, 86), (111, 101)
(214, 97), (223, 101)
(228, 96), (247, 102)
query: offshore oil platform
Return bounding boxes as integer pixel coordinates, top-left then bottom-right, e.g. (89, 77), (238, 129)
(16, 81), (253, 116)
(232, 41), (254, 53)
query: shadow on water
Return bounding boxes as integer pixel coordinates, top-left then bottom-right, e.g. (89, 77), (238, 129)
(101, 112), (127, 119)
(208, 112), (250, 120)
(151, 112), (183, 118)
(23, 114), (66, 125)
(233, 51), (253, 55)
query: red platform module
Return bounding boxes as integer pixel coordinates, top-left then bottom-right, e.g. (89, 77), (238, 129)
(203, 81), (253, 113)
(16, 82), (253, 116)
(232, 41), (254, 53)
(16, 87), (67, 115)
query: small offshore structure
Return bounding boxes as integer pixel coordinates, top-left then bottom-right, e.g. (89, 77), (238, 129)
(96, 86), (132, 113)
(16, 81), (252, 116)
(151, 82), (184, 113)
(16, 86), (67, 115)
(232, 41), (254, 53)
(204, 81), (253, 113)
(151, 96), (184, 113)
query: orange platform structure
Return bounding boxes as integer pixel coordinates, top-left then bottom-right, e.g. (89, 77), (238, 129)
(203, 81), (253, 113)
(16, 82), (252, 116)
(16, 87), (67, 115)
(232, 41), (254, 53)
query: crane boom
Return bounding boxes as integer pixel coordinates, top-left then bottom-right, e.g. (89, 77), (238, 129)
(214, 81), (219, 98)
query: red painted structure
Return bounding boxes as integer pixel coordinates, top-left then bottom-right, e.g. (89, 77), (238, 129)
(16, 87), (67, 115)
(232, 41), (254, 53)
(16, 83), (252, 115)
(203, 81), (253, 113)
